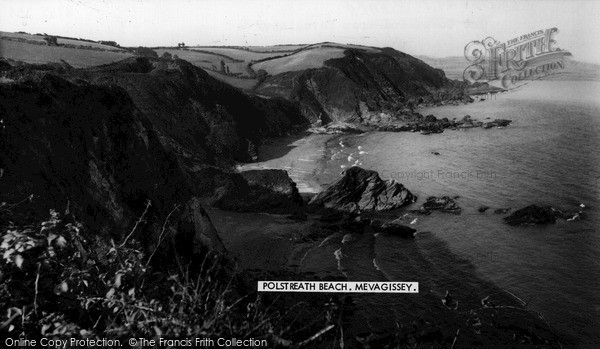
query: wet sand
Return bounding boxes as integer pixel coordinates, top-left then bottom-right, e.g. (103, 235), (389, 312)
(207, 208), (335, 275)
(236, 133), (338, 193)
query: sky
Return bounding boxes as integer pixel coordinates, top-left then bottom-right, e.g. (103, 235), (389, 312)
(2, 0), (600, 64)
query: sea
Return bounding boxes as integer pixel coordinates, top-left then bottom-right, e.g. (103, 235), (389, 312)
(245, 80), (600, 347)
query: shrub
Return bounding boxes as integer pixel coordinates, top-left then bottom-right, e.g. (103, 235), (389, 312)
(43, 36), (58, 46)
(0, 208), (342, 346)
(0, 210), (249, 339)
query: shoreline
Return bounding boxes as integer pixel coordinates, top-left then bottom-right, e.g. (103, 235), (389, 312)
(216, 126), (579, 346)
(236, 132), (342, 194)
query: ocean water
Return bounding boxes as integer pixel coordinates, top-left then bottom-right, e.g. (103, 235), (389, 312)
(295, 81), (600, 347)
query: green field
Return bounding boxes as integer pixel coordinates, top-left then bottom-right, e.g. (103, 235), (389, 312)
(189, 47), (277, 62)
(0, 32), (387, 90)
(155, 48), (252, 77)
(0, 31), (128, 51)
(245, 45), (307, 52)
(185, 44), (379, 81)
(299, 42), (380, 53)
(252, 47), (346, 75)
(0, 39), (132, 68)
(155, 48), (225, 69)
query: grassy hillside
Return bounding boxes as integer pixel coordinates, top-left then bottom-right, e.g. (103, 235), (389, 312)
(0, 31), (129, 51)
(1, 31), (132, 68)
(190, 47), (277, 61)
(156, 43), (383, 90)
(155, 48), (252, 77)
(0, 33), (427, 93)
(252, 47), (346, 75)
(0, 39), (132, 68)
(244, 44), (306, 52)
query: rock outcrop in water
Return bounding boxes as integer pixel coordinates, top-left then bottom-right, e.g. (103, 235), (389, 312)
(415, 196), (462, 214)
(483, 118), (512, 129)
(478, 206), (490, 213)
(309, 167), (417, 213)
(370, 113), (512, 134)
(503, 205), (563, 225)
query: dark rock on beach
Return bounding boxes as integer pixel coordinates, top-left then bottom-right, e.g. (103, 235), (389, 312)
(193, 167), (303, 214)
(309, 167), (417, 213)
(495, 119), (512, 127)
(483, 119), (512, 129)
(240, 169), (303, 204)
(376, 123), (413, 132)
(503, 205), (563, 225)
(478, 206), (490, 213)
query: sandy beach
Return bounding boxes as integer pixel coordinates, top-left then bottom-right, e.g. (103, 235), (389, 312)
(207, 208), (342, 276)
(236, 133), (339, 194)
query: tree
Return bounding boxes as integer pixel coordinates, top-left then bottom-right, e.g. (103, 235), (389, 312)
(256, 69), (268, 79)
(99, 40), (119, 47)
(256, 69), (269, 82)
(220, 60), (225, 73)
(44, 36), (58, 46)
(162, 52), (172, 60)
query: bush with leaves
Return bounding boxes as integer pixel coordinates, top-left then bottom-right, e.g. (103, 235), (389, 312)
(0, 208), (343, 347)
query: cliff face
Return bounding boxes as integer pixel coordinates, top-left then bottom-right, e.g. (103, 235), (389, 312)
(0, 57), (315, 257)
(254, 48), (470, 123)
(79, 57), (309, 169)
(0, 70), (225, 257)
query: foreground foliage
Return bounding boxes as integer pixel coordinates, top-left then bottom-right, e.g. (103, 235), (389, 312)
(0, 209), (329, 346)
